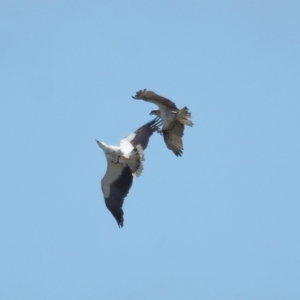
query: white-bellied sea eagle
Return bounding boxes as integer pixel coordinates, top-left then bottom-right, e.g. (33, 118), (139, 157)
(132, 89), (193, 157)
(96, 118), (160, 227)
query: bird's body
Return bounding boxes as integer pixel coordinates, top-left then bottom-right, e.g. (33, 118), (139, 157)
(153, 110), (176, 128)
(97, 141), (143, 176)
(132, 89), (193, 156)
(96, 118), (160, 227)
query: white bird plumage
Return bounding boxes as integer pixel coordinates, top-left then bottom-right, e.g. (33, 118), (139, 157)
(96, 118), (160, 227)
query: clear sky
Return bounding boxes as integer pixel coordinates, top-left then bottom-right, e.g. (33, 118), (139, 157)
(1, 1), (299, 299)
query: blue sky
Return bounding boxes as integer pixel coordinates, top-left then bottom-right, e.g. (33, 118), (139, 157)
(1, 1), (299, 299)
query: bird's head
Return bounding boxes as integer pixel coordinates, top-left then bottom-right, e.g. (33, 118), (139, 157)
(149, 109), (161, 117)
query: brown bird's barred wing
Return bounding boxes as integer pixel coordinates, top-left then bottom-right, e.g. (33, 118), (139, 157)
(132, 89), (178, 110)
(162, 121), (184, 157)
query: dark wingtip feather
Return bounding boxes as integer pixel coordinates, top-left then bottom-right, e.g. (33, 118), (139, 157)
(132, 89), (145, 99)
(117, 219), (124, 228)
(174, 150), (183, 157)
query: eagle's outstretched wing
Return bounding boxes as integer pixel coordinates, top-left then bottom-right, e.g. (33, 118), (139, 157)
(119, 118), (161, 155)
(132, 89), (178, 110)
(101, 162), (133, 227)
(162, 121), (184, 157)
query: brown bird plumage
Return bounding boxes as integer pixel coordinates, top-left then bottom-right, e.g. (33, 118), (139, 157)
(132, 89), (193, 156)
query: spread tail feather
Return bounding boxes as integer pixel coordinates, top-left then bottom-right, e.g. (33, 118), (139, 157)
(178, 107), (194, 127)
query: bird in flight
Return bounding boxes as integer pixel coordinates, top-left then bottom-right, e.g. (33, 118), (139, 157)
(96, 118), (160, 227)
(132, 89), (193, 157)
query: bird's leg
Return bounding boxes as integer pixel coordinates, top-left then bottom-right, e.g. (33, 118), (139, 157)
(118, 155), (128, 165)
(107, 152), (119, 164)
(157, 128), (163, 135)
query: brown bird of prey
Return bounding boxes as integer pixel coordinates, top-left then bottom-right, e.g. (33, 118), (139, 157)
(96, 118), (161, 227)
(132, 89), (193, 157)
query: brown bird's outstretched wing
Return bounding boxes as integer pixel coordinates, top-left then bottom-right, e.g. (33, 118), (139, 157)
(132, 89), (178, 110)
(162, 121), (185, 157)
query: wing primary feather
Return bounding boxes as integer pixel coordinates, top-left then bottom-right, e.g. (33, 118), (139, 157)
(128, 118), (161, 149)
(132, 89), (178, 109)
